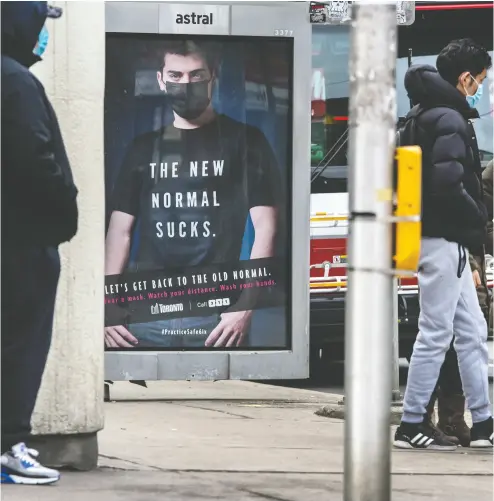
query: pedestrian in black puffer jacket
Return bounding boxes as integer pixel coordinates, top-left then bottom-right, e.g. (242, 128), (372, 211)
(1, 1), (78, 485)
(2, 2), (78, 246)
(404, 65), (487, 251)
(402, 60), (491, 448)
(395, 39), (494, 452)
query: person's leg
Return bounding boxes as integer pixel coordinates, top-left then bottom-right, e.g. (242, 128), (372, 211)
(395, 238), (462, 450)
(409, 294), (441, 431)
(437, 343), (463, 397)
(1, 246), (60, 451)
(478, 287), (490, 322)
(401, 239), (461, 423)
(1, 246), (61, 484)
(488, 295), (493, 340)
(436, 344), (470, 447)
(418, 344), (461, 445)
(472, 253), (492, 338)
(452, 250), (492, 447)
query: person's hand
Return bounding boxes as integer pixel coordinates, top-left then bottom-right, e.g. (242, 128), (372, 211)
(104, 325), (138, 348)
(473, 270), (482, 289)
(205, 310), (253, 348)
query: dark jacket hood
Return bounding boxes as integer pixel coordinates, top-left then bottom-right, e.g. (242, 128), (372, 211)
(405, 64), (479, 119)
(1, 1), (48, 68)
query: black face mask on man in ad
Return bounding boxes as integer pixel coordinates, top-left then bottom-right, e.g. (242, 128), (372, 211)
(165, 80), (211, 120)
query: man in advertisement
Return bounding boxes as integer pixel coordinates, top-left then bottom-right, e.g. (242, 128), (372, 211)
(104, 40), (284, 349)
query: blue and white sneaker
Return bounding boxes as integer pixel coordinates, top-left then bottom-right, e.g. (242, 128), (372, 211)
(1, 443), (60, 485)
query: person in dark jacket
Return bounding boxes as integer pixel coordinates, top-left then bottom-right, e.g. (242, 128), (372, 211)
(1, 1), (78, 485)
(470, 161), (493, 338)
(394, 39), (493, 451)
(482, 161), (494, 338)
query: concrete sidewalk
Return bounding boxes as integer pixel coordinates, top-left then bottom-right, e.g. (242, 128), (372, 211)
(2, 381), (493, 501)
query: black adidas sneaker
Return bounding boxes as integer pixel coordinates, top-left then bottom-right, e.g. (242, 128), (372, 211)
(393, 421), (457, 451)
(470, 417), (494, 448)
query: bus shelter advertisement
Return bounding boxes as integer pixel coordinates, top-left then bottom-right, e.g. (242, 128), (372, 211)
(104, 34), (293, 351)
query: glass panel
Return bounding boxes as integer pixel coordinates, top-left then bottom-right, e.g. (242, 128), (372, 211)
(311, 25), (350, 194)
(104, 34), (294, 351)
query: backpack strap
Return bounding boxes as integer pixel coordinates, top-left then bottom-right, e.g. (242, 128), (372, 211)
(397, 105), (430, 147)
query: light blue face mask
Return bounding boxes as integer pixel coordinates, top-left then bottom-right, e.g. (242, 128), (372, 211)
(465, 74), (483, 109)
(33, 25), (49, 57)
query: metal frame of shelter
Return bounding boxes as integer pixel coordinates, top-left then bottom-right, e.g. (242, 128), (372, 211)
(104, 1), (312, 382)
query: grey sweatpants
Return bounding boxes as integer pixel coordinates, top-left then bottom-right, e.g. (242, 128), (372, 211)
(402, 237), (491, 424)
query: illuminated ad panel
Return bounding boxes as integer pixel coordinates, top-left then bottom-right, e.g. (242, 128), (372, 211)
(104, 5), (298, 353)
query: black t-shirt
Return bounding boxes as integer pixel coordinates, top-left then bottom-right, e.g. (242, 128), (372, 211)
(111, 114), (282, 270)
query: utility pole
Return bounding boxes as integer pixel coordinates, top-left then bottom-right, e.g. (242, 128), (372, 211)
(344, 3), (398, 501)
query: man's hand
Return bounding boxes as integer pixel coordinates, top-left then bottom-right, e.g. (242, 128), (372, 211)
(104, 325), (138, 348)
(205, 310), (253, 348)
(473, 270), (482, 289)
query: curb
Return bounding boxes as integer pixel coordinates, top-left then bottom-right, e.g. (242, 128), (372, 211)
(315, 404), (404, 425)
(315, 404), (474, 427)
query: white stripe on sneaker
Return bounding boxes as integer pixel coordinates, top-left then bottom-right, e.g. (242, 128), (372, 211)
(424, 438), (434, 447)
(411, 433), (423, 444)
(8, 474), (59, 485)
(417, 436), (429, 446)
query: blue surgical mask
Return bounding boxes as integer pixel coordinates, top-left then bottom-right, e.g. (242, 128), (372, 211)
(465, 74), (483, 108)
(33, 25), (49, 57)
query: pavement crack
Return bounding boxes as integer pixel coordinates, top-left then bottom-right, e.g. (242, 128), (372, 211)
(171, 402), (254, 419)
(99, 465), (142, 472)
(98, 454), (162, 471)
(239, 489), (293, 501)
(97, 459), (493, 477)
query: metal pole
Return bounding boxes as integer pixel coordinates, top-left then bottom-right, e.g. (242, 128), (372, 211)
(344, 3), (397, 501)
(391, 277), (402, 403)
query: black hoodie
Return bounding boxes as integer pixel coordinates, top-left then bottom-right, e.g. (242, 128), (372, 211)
(404, 64), (487, 251)
(1, 1), (78, 247)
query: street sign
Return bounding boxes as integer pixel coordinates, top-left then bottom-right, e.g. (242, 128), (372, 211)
(309, 1), (415, 26)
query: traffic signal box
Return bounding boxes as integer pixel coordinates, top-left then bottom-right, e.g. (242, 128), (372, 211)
(393, 146), (422, 273)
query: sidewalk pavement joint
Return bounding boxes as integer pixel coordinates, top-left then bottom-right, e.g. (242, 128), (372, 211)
(2, 381), (491, 501)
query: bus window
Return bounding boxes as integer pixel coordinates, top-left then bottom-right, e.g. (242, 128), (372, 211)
(311, 25), (350, 194)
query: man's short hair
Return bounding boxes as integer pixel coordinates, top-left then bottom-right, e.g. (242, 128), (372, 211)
(437, 38), (492, 86)
(160, 40), (221, 74)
